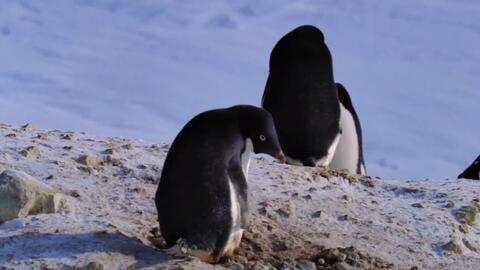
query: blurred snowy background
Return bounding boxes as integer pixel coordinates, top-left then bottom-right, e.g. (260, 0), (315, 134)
(0, 0), (479, 179)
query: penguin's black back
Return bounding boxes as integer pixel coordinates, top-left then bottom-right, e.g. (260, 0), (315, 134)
(156, 107), (243, 252)
(458, 155), (480, 180)
(155, 105), (280, 256)
(262, 25), (340, 164)
(336, 83), (366, 173)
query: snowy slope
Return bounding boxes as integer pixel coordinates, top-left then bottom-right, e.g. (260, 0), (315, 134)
(0, 0), (479, 179)
(1, 123), (480, 269)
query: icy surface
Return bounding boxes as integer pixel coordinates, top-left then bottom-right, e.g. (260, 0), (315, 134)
(0, 1), (479, 179)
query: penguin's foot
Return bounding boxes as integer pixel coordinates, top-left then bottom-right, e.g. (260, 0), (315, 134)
(223, 229), (244, 257)
(165, 238), (218, 263)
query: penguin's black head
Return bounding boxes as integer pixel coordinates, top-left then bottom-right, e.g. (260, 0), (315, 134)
(232, 105), (285, 163)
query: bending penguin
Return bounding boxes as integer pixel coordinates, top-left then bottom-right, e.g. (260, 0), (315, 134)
(458, 155), (480, 180)
(330, 83), (366, 175)
(262, 25), (341, 167)
(155, 105), (285, 263)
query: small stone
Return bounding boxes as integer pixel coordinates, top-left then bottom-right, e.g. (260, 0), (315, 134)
(19, 146), (40, 158)
(342, 195), (353, 203)
(105, 155), (123, 167)
(144, 174), (156, 183)
(459, 224), (469, 234)
(338, 214), (350, 221)
(411, 203), (424, 208)
(456, 205), (478, 225)
(316, 258), (325, 265)
(5, 133), (16, 138)
(137, 164), (148, 170)
(333, 262), (355, 270)
(445, 201), (455, 208)
(295, 260), (317, 270)
(122, 144), (133, 150)
(312, 211), (322, 218)
(276, 207), (291, 218)
(319, 248), (347, 262)
(61, 133), (74, 140)
(77, 166), (94, 175)
(229, 262), (245, 270)
(302, 194), (312, 200)
(104, 148), (115, 155)
(76, 155), (104, 168)
(84, 262), (104, 270)
(442, 240), (463, 254)
(70, 190), (81, 198)
(36, 133), (48, 140)
(63, 146), (73, 150)
(21, 123), (35, 131)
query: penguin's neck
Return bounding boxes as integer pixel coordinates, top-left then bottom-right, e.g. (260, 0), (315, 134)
(241, 138), (254, 178)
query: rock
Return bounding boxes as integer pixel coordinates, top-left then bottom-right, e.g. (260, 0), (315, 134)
(229, 262), (245, 270)
(445, 201), (455, 208)
(463, 238), (480, 253)
(295, 260), (317, 270)
(276, 207), (291, 218)
(459, 224), (469, 234)
(21, 123), (35, 131)
(333, 262), (356, 270)
(251, 262), (275, 270)
(122, 144), (133, 150)
(61, 133), (74, 140)
(411, 203), (424, 208)
(319, 249), (347, 262)
(456, 206), (478, 225)
(312, 210), (322, 218)
(84, 262), (104, 270)
(5, 133), (16, 138)
(19, 146), (40, 158)
(442, 240), (463, 254)
(104, 148), (115, 155)
(36, 133), (48, 140)
(0, 169), (64, 222)
(342, 195), (353, 203)
(105, 155), (123, 167)
(76, 155), (104, 168)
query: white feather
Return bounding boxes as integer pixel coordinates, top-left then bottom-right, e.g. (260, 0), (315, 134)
(330, 103), (361, 174)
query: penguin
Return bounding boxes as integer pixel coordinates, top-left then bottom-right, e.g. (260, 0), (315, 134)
(330, 83), (366, 175)
(261, 25), (341, 167)
(155, 105), (285, 263)
(458, 155), (480, 180)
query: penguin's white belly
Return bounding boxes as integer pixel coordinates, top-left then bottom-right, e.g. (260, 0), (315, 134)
(330, 103), (360, 174)
(221, 138), (252, 256)
(284, 133), (340, 167)
(241, 138), (253, 179)
(222, 179), (243, 256)
(316, 132), (341, 167)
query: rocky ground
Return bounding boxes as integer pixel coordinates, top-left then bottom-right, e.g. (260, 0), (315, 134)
(1, 123), (480, 270)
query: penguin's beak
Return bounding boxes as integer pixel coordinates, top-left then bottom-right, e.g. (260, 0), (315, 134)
(276, 151), (286, 164)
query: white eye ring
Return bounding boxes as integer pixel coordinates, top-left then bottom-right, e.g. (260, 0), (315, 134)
(259, 134), (266, 141)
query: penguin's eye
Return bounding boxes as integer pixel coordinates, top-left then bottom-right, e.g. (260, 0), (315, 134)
(259, 134), (266, 141)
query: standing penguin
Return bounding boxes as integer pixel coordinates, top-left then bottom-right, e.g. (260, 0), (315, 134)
(458, 155), (480, 180)
(330, 83), (366, 175)
(155, 105), (285, 263)
(262, 25), (341, 167)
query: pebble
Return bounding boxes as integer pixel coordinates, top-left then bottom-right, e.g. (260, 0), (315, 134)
(294, 260), (317, 270)
(19, 146), (40, 158)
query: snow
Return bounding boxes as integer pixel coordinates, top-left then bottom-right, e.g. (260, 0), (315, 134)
(0, 0), (479, 179)
(1, 123), (480, 269)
